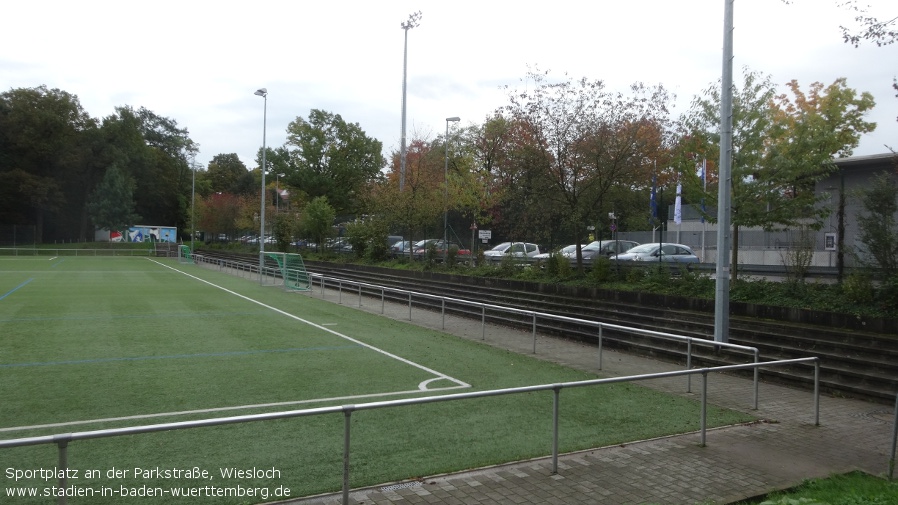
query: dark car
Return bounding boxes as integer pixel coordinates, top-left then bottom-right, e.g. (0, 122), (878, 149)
(412, 240), (471, 261)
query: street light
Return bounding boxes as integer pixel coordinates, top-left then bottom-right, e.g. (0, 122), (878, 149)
(255, 88), (267, 284)
(399, 11), (422, 192)
(444, 116), (460, 263)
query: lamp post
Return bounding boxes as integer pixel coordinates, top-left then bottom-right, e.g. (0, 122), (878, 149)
(255, 88), (268, 284)
(399, 11), (421, 192)
(444, 116), (460, 263)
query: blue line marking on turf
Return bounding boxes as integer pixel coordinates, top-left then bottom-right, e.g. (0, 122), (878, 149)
(0, 345), (362, 368)
(50, 259), (65, 268)
(0, 278), (33, 301)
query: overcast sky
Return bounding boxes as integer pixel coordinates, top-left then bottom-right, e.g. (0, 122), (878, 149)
(3, 1), (895, 170)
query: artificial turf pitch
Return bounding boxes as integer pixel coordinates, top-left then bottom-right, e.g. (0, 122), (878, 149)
(0, 256), (753, 503)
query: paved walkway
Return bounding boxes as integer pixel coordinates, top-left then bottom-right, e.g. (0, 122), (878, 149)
(282, 284), (895, 505)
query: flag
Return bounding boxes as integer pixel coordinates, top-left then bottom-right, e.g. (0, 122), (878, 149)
(674, 183), (682, 225)
(700, 159), (707, 224)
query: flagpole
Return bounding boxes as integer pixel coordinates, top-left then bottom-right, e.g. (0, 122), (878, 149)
(674, 180), (682, 243)
(701, 158), (707, 262)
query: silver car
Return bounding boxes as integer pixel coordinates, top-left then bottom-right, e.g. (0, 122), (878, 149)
(611, 243), (700, 263)
(566, 240), (641, 262)
(483, 242), (541, 259)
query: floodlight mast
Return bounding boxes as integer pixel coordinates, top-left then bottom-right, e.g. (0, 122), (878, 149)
(714, 1), (734, 343)
(399, 11), (421, 192)
(255, 88), (268, 284)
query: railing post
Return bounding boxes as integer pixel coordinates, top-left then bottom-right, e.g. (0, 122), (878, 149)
(686, 339), (693, 393)
(441, 299), (446, 330)
(814, 359), (820, 426)
(597, 325), (603, 371)
(481, 305), (486, 340)
(889, 392), (897, 480)
(408, 293), (412, 321)
(700, 370), (708, 447)
(338, 281), (343, 304)
(531, 313), (537, 354)
(358, 284), (362, 308)
(380, 288), (385, 314)
(342, 406), (354, 505)
(55, 437), (69, 505)
(753, 349), (760, 410)
(552, 386), (561, 474)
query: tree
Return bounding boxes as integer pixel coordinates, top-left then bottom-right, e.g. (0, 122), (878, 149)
(117, 106), (197, 232)
(502, 70), (674, 269)
(206, 153), (249, 195)
(458, 116), (523, 247)
(855, 171), (898, 274)
(372, 135), (444, 255)
(271, 212), (298, 253)
(86, 163), (140, 233)
(284, 110), (385, 216)
(299, 196), (336, 253)
(838, 1), (897, 47)
(685, 69), (875, 276)
(0, 86), (96, 242)
(197, 192), (242, 241)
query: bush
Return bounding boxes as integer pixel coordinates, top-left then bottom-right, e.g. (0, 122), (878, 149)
(625, 266), (646, 283)
(544, 254), (574, 280)
(588, 257), (613, 283)
(343, 218), (391, 262)
(876, 275), (898, 314)
(842, 272), (874, 305)
(642, 264), (671, 290)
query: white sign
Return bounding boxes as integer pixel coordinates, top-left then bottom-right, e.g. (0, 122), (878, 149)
(478, 230), (492, 240)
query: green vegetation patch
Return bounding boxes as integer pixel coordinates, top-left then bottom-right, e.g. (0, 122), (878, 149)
(734, 472), (898, 505)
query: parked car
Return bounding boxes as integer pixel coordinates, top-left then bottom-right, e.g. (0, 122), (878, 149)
(325, 237), (353, 253)
(611, 242), (701, 263)
(567, 240), (641, 263)
(407, 239), (440, 258)
(534, 244), (578, 261)
(483, 242), (542, 263)
(412, 240), (470, 261)
(390, 240), (412, 257)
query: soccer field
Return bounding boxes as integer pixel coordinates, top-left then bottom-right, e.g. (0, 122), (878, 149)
(0, 256), (753, 503)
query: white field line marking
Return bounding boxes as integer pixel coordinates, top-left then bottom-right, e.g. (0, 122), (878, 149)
(0, 386), (469, 433)
(149, 258), (471, 391)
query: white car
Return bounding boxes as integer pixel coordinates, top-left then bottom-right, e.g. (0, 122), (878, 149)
(534, 244), (577, 261)
(611, 243), (700, 263)
(483, 242), (542, 263)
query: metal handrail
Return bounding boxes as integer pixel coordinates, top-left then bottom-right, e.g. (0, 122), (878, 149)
(309, 272), (763, 409)
(0, 358), (821, 505)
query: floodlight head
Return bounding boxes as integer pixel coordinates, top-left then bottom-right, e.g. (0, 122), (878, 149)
(446, 117), (460, 122)
(254, 88), (267, 97)
(401, 11), (422, 30)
